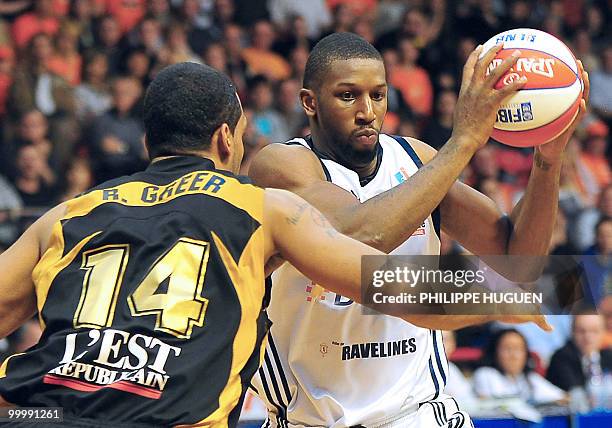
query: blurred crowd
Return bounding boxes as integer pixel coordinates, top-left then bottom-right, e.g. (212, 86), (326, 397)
(0, 0), (609, 418)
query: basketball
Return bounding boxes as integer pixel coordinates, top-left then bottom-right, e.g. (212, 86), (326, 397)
(482, 28), (583, 147)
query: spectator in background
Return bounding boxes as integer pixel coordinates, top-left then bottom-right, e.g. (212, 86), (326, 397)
(590, 46), (612, 125)
(275, 78), (304, 140)
(550, 209), (579, 255)
(421, 90), (456, 150)
(58, 156), (93, 202)
(123, 47), (152, 85)
(547, 312), (612, 392)
(380, 48), (411, 117)
(147, 0), (171, 28)
(222, 23), (248, 93)
(14, 109), (61, 173)
(327, 0), (377, 17)
(325, 3), (354, 35)
(579, 120), (611, 194)
(469, 146), (517, 213)
(239, 106), (269, 174)
(441, 330), (477, 408)
(453, 0), (502, 43)
(159, 21), (202, 65)
(352, 17), (375, 45)
(288, 43), (309, 83)
(0, 45), (14, 118)
(8, 32), (75, 121)
(502, 0), (538, 30)
(96, 15), (125, 76)
(69, 0), (98, 52)
(600, 296), (612, 349)
(47, 21), (82, 86)
(134, 15), (164, 58)
(232, 0), (270, 28)
(572, 184), (612, 251)
(273, 15), (314, 59)
(0, 173), (22, 245)
(11, 0), (58, 49)
(74, 50), (112, 121)
(573, 28), (600, 73)
(203, 42), (227, 73)
(242, 20), (291, 81)
(376, 6), (445, 54)
(88, 76), (145, 181)
(388, 37), (433, 118)
(581, 217), (612, 306)
(12, 142), (58, 209)
(268, 0), (331, 39)
(473, 329), (566, 404)
(248, 75), (287, 142)
(559, 138), (596, 212)
(105, 0), (146, 35)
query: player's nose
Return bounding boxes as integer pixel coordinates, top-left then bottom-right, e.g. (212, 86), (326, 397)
(356, 97), (376, 124)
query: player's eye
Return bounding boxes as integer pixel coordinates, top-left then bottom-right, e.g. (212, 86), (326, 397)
(372, 91), (386, 101)
(340, 91), (354, 100)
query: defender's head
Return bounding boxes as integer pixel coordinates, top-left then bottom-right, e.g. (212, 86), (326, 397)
(144, 62), (245, 173)
(301, 33), (386, 168)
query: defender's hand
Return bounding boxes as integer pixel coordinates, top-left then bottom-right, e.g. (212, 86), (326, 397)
(452, 44), (527, 151)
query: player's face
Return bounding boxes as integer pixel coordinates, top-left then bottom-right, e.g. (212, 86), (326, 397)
(316, 58), (387, 167)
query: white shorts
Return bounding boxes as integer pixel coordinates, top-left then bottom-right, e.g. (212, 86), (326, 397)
(262, 394), (473, 428)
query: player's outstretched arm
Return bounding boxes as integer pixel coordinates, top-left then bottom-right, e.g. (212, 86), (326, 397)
(0, 204), (66, 339)
(250, 45), (526, 254)
(262, 188), (551, 332)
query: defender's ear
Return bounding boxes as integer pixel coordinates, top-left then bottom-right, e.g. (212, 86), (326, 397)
(212, 122), (232, 159)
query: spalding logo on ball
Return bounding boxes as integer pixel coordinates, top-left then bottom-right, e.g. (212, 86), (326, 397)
(482, 28), (583, 147)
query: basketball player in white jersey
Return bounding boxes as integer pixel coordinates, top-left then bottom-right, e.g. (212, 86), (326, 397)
(248, 33), (589, 428)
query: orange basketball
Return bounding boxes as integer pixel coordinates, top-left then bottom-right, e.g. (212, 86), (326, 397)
(482, 29), (583, 147)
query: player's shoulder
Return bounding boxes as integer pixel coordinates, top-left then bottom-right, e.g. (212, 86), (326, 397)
(384, 134), (437, 164)
(248, 140), (326, 189)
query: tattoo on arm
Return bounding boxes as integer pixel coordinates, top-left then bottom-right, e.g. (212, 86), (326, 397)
(286, 201), (309, 225)
(309, 207), (340, 238)
(534, 150), (552, 171)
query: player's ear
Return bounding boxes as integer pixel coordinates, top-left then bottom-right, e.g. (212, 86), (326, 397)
(300, 88), (316, 117)
(212, 123), (232, 160)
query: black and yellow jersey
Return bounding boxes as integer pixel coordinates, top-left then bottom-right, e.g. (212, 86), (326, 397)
(0, 156), (270, 427)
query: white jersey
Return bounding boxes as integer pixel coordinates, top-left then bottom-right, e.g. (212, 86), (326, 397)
(252, 134), (445, 428)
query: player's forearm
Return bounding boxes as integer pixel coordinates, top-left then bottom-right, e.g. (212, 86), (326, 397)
(507, 150), (562, 255)
(339, 138), (477, 252)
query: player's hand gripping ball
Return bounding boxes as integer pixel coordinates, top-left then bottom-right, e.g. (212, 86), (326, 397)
(482, 28), (583, 147)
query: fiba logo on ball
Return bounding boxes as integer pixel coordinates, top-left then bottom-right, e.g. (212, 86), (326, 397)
(482, 28), (584, 147)
(496, 102), (534, 124)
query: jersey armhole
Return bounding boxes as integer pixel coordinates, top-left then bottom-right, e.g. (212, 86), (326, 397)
(390, 135), (441, 239)
(284, 139), (332, 182)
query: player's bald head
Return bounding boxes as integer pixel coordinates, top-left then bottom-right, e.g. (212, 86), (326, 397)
(303, 32), (383, 92)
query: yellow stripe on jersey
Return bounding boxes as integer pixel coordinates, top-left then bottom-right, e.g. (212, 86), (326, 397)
(63, 171), (264, 224)
(32, 230), (101, 331)
(175, 228), (265, 428)
(0, 353), (25, 379)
